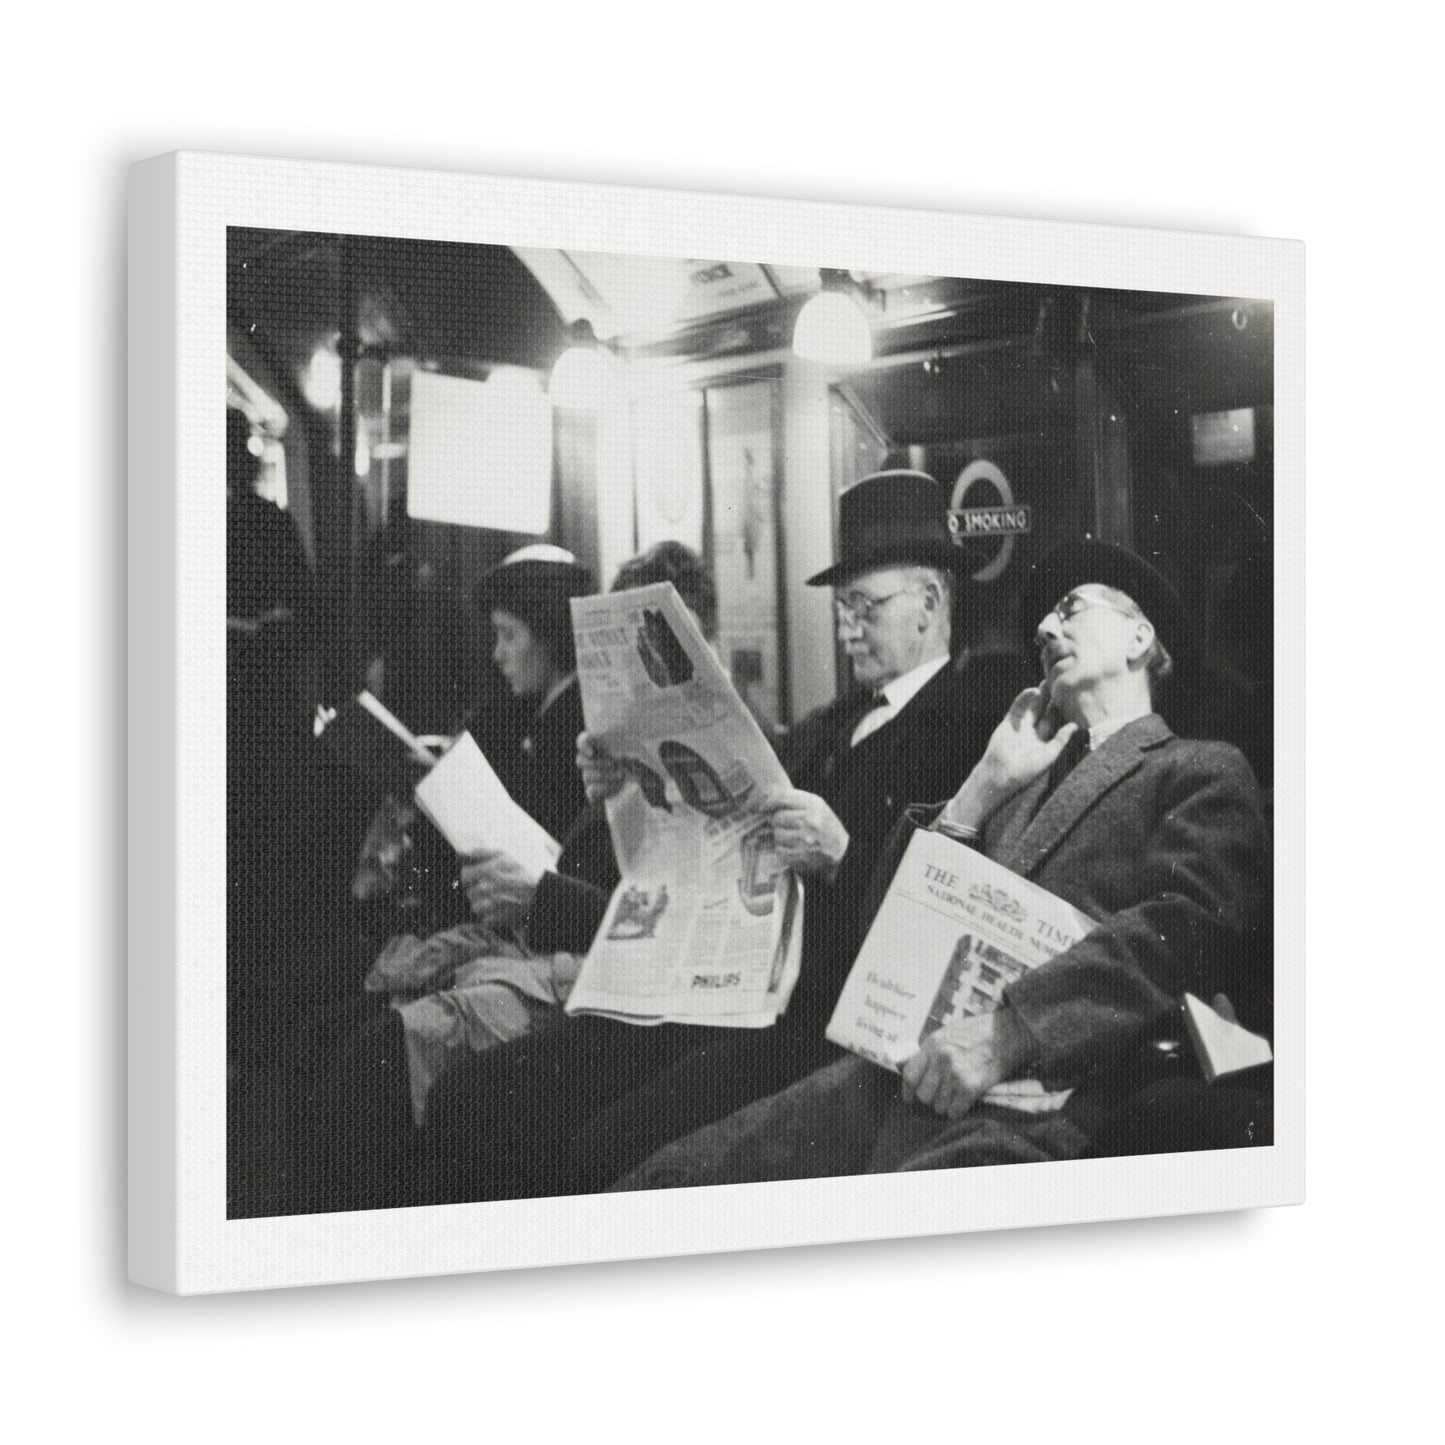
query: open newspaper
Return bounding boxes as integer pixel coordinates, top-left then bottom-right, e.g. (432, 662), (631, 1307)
(827, 827), (1096, 1112)
(564, 582), (803, 1028)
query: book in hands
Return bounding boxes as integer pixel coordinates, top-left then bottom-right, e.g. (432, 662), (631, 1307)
(315, 689), (440, 788)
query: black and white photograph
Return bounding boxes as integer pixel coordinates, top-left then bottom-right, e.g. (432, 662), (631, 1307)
(151, 160), (1300, 1271)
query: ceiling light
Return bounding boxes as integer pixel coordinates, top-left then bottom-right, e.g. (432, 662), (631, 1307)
(548, 319), (620, 410)
(302, 342), (342, 411)
(792, 269), (875, 367)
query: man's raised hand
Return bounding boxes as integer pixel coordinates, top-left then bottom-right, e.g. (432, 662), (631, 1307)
(936, 685), (1080, 835)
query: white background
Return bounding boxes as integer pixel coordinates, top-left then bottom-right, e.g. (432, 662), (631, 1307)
(5, 3), (1435, 1440)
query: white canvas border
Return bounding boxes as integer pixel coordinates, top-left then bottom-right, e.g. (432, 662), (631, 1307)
(128, 150), (1303, 1294)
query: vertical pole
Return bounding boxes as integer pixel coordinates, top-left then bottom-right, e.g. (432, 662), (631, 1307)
(769, 376), (792, 729)
(1073, 313), (1132, 545)
(337, 234), (361, 685)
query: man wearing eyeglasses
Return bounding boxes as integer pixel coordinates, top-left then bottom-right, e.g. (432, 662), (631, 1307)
(611, 541), (1271, 1188)
(762, 469), (990, 895)
(416, 471), (1000, 1204)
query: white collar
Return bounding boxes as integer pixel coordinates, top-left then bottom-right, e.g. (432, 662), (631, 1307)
(534, 672), (576, 720)
(878, 652), (951, 712)
(1085, 706), (1153, 750)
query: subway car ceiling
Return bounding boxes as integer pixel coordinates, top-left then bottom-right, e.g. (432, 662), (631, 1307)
(227, 228), (1273, 724)
(228, 228), (1271, 446)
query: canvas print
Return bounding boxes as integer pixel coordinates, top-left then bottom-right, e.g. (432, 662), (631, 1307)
(129, 155), (1300, 1291)
(225, 227), (1278, 1215)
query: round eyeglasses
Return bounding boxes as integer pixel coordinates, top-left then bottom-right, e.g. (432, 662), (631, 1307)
(1045, 592), (1138, 627)
(832, 588), (911, 626)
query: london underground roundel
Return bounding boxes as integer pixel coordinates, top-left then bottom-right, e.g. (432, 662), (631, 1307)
(948, 460), (1032, 583)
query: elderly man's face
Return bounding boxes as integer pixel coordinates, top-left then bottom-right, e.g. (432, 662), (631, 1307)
(833, 565), (935, 690)
(1034, 583), (1148, 703)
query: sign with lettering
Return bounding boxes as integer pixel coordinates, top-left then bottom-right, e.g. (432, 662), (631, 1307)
(951, 504), (1032, 538)
(948, 459), (1026, 583)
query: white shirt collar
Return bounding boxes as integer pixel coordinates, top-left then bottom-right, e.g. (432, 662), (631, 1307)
(534, 672), (576, 720)
(879, 652), (951, 712)
(850, 653), (951, 748)
(1085, 706), (1153, 750)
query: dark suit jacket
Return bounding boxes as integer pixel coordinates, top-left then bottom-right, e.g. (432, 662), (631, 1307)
(780, 658), (999, 1021)
(893, 714), (1269, 1082)
(524, 800), (619, 957)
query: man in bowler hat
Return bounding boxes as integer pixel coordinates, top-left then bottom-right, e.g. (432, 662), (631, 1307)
(416, 471), (1000, 1203)
(611, 541), (1271, 1187)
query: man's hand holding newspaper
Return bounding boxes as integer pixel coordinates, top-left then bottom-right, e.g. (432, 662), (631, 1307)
(762, 789), (849, 885)
(901, 1006), (1038, 1120)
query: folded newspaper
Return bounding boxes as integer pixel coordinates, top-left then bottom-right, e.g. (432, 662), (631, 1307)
(826, 827), (1096, 1112)
(564, 582), (803, 1028)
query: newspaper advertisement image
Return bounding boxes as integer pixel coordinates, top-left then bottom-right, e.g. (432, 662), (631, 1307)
(827, 827), (1096, 1099)
(564, 582), (803, 1028)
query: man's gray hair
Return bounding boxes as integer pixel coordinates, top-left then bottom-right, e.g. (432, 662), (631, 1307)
(906, 564), (955, 614)
(1099, 585), (1174, 696)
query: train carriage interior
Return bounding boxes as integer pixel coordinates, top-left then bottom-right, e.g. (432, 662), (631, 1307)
(227, 228), (1274, 1217)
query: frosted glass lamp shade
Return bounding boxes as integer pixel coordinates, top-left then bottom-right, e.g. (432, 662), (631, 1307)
(792, 291), (873, 366)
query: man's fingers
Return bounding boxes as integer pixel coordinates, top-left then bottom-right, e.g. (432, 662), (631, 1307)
(768, 812), (807, 842)
(912, 1054), (943, 1108)
(760, 790), (804, 817)
(1049, 720), (1080, 752)
(459, 861), (502, 888)
(1008, 687), (1042, 723)
(900, 1052), (927, 1102)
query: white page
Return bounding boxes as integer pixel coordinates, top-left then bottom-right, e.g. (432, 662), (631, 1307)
(1183, 993), (1274, 1082)
(355, 689), (437, 767)
(413, 732), (560, 877)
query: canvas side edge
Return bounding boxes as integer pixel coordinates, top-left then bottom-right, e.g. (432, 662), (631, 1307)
(127, 151), (180, 1294)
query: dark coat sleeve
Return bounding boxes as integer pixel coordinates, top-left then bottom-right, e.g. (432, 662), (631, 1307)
(1005, 744), (1269, 1080)
(782, 664), (996, 1020)
(523, 800), (620, 956)
(525, 871), (614, 956)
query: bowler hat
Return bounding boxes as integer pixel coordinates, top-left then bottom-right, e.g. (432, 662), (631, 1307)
(1017, 541), (1192, 669)
(806, 470), (962, 587)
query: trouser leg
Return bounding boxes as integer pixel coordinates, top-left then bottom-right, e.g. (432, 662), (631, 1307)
(418, 1016), (701, 1204)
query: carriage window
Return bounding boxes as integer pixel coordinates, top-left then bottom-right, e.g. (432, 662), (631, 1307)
(407, 367), (553, 533)
(1192, 407), (1256, 467)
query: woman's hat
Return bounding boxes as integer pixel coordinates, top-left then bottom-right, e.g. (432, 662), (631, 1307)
(806, 470), (963, 587)
(472, 544), (595, 668)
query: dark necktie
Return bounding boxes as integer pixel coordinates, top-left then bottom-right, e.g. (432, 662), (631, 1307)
(1044, 727), (1089, 799)
(823, 690), (885, 780)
